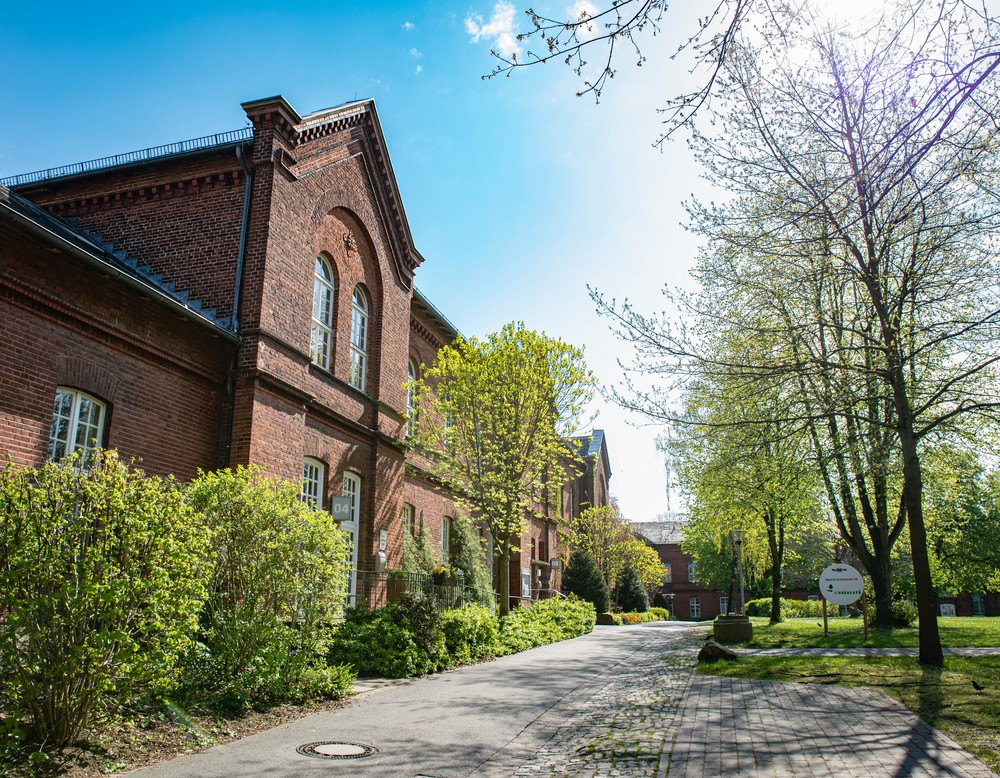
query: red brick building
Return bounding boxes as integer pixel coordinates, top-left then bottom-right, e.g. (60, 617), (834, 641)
(0, 94), (598, 608)
(631, 517), (731, 620)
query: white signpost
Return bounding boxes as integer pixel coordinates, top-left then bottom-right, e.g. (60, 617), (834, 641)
(818, 563), (867, 638)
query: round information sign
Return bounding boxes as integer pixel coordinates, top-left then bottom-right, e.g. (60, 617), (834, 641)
(819, 563), (864, 605)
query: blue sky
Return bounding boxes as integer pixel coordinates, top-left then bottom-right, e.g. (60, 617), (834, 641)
(2, 1), (712, 521)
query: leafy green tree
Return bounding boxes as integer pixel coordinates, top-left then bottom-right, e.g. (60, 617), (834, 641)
(924, 447), (1000, 596)
(184, 467), (351, 707)
(563, 504), (631, 587)
(590, 2), (1000, 664)
(0, 451), (212, 748)
(411, 322), (595, 615)
(562, 549), (610, 613)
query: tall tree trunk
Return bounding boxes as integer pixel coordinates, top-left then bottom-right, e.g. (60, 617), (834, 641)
(868, 552), (894, 628)
(898, 422), (943, 665)
(766, 509), (783, 623)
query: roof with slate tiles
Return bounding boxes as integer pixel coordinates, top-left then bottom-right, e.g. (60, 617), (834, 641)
(0, 185), (239, 340)
(631, 514), (688, 546)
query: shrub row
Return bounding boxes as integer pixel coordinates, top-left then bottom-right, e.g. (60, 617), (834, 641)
(745, 597), (829, 619)
(0, 454), (356, 764)
(597, 607), (670, 626)
(328, 595), (596, 678)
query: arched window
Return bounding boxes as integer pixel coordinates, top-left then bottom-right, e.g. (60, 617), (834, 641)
(406, 359), (418, 437)
(349, 286), (369, 391)
(48, 387), (106, 464)
(301, 457), (326, 508)
(311, 255), (335, 370)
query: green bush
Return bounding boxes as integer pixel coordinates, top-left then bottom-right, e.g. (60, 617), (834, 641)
(745, 597), (850, 619)
(652, 592), (670, 610)
(615, 567), (649, 613)
(328, 593), (446, 678)
(402, 525), (437, 574)
(449, 515), (492, 595)
(562, 550), (610, 613)
(499, 595), (595, 653)
(441, 604), (501, 664)
(619, 610), (670, 624)
(864, 597), (918, 627)
(0, 451), (211, 748)
(649, 606), (670, 620)
(181, 467), (353, 708)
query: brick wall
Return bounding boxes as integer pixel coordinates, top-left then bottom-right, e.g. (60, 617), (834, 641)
(0, 224), (233, 479)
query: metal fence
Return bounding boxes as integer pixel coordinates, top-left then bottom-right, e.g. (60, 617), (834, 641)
(353, 570), (497, 610)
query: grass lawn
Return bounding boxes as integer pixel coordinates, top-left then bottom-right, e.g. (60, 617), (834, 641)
(700, 654), (1000, 772)
(740, 616), (1000, 649)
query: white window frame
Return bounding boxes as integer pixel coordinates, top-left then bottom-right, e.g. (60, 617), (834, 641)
(311, 255), (335, 370)
(689, 597), (701, 619)
(972, 595), (986, 617)
(720, 596), (729, 615)
(342, 472), (362, 603)
(301, 457), (325, 508)
(349, 286), (369, 391)
(442, 516), (452, 558)
(48, 387), (106, 463)
(940, 602), (956, 617)
(403, 502), (414, 537)
(688, 562), (697, 583)
(662, 563), (672, 584)
(406, 359), (418, 437)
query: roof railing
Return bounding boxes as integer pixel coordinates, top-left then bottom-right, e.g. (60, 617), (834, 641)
(0, 127), (254, 188)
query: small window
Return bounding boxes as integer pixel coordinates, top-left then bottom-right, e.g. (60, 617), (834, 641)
(688, 562), (697, 583)
(441, 516), (452, 558)
(48, 387), (106, 464)
(689, 597), (701, 619)
(311, 255), (336, 370)
(301, 457), (325, 508)
(403, 503), (415, 537)
(972, 595), (986, 617)
(349, 286), (369, 391)
(406, 359), (418, 437)
(720, 596), (729, 615)
(662, 563), (672, 584)
(940, 603), (956, 617)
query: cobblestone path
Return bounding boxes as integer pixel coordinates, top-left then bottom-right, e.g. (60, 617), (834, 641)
(478, 624), (703, 777)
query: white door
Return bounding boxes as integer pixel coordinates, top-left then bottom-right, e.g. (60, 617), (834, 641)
(342, 472), (361, 605)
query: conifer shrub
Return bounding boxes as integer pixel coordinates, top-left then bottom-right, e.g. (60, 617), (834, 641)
(615, 567), (650, 613)
(562, 549), (610, 613)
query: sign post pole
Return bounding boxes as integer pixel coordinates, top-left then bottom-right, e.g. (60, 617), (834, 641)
(861, 589), (869, 640)
(823, 597), (828, 638)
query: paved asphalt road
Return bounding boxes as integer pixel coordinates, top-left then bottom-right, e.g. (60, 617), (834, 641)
(126, 621), (998, 777)
(128, 622), (690, 777)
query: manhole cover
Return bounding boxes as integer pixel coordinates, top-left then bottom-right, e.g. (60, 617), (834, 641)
(297, 741), (380, 760)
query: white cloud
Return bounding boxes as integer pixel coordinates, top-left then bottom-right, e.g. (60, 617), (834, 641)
(402, 21), (415, 31)
(410, 47), (423, 58)
(465, 2), (521, 58)
(415, 65), (424, 75)
(568, 0), (599, 41)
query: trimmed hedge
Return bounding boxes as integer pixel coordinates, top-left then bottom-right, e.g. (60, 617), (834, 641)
(330, 595), (596, 678)
(745, 597), (827, 619)
(598, 607), (671, 626)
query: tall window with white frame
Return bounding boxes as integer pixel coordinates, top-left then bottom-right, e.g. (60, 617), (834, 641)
(688, 561), (697, 583)
(48, 387), (106, 464)
(402, 503), (415, 537)
(349, 286), (369, 391)
(311, 255), (336, 370)
(342, 472), (362, 602)
(301, 457), (326, 508)
(406, 359), (418, 437)
(689, 597), (701, 619)
(441, 516), (451, 561)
